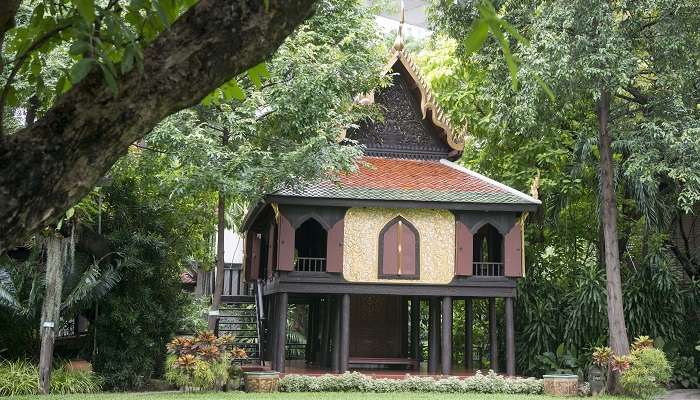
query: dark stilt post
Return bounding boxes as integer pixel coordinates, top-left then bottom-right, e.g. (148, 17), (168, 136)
(489, 297), (498, 372)
(505, 297), (515, 376)
(332, 296), (341, 372)
(411, 296), (420, 363)
(269, 295), (278, 371)
(306, 301), (314, 364)
(465, 298), (474, 371)
(441, 296), (452, 376)
(275, 292), (288, 373)
(339, 294), (350, 372)
(428, 297), (440, 374)
(320, 296), (331, 368)
(401, 297), (409, 357)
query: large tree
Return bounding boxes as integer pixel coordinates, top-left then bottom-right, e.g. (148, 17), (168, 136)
(429, 0), (700, 380)
(0, 0), (320, 251)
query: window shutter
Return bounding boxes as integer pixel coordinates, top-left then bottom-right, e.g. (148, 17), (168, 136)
(455, 220), (473, 276)
(326, 218), (344, 273)
(277, 214), (295, 271)
(504, 223), (522, 277)
(379, 217), (419, 278)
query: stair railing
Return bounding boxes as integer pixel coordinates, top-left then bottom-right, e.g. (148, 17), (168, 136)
(254, 279), (265, 365)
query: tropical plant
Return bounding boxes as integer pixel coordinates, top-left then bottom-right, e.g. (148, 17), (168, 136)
(0, 360), (102, 396)
(620, 347), (672, 399)
(164, 331), (243, 391)
(535, 343), (579, 375)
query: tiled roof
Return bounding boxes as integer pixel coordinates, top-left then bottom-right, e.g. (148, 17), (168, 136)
(273, 157), (539, 205)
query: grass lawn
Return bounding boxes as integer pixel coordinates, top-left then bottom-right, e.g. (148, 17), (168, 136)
(7, 392), (633, 400)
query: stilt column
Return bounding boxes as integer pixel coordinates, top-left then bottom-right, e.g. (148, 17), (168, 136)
(332, 296), (341, 372)
(505, 297), (515, 376)
(488, 297), (498, 372)
(339, 293), (350, 372)
(428, 297), (440, 373)
(411, 296), (420, 361)
(465, 298), (474, 371)
(275, 292), (288, 373)
(441, 296), (452, 375)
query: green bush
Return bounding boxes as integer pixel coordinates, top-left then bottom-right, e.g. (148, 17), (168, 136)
(50, 365), (102, 394)
(620, 347), (672, 399)
(0, 360), (37, 396)
(0, 360), (102, 396)
(279, 370), (543, 394)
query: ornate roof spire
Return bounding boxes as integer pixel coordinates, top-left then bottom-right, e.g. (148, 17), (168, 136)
(393, 1), (405, 51)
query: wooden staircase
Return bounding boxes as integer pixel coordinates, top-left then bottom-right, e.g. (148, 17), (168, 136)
(217, 293), (264, 367)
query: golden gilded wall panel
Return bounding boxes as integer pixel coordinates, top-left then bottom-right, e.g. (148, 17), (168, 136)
(343, 208), (455, 284)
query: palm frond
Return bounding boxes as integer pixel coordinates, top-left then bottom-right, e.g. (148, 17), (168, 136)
(61, 260), (121, 314)
(0, 269), (27, 315)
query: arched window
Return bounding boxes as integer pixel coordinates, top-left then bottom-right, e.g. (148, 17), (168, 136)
(294, 218), (327, 272)
(473, 223), (504, 276)
(378, 216), (419, 279)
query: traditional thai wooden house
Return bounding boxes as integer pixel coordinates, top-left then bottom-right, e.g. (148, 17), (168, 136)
(235, 17), (539, 377)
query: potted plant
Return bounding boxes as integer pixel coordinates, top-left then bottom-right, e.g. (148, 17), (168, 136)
(538, 343), (579, 396)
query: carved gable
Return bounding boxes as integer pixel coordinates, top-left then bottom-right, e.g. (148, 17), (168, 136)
(348, 62), (453, 160)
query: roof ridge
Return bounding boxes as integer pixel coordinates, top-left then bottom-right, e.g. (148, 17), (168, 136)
(439, 159), (542, 205)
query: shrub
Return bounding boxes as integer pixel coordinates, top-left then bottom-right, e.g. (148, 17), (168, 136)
(620, 347), (672, 399)
(278, 370), (543, 394)
(669, 355), (699, 389)
(163, 331), (243, 391)
(0, 360), (37, 396)
(50, 365), (102, 394)
(0, 360), (102, 396)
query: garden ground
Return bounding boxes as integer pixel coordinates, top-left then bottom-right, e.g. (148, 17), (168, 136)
(7, 393), (632, 400)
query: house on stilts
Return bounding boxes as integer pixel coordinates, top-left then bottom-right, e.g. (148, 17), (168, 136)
(224, 12), (540, 377)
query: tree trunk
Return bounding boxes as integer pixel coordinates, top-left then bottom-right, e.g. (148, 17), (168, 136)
(0, 0), (317, 252)
(38, 235), (66, 394)
(208, 192), (226, 331)
(597, 88), (629, 392)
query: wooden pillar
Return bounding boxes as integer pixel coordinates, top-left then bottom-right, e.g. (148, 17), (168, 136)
(332, 296), (341, 372)
(441, 296), (452, 376)
(339, 294), (350, 372)
(275, 292), (288, 372)
(465, 298), (474, 371)
(269, 295), (277, 370)
(306, 301), (314, 363)
(320, 297), (331, 368)
(428, 297), (440, 373)
(505, 297), (515, 376)
(401, 297), (409, 357)
(410, 296), (420, 361)
(489, 297), (498, 372)
(39, 236), (66, 394)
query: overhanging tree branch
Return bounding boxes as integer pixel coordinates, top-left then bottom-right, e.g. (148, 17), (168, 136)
(0, 0), (318, 251)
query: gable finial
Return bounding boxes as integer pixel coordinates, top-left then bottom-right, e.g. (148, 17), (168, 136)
(393, 0), (405, 51)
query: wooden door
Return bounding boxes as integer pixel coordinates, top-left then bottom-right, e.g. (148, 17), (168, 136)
(349, 295), (404, 357)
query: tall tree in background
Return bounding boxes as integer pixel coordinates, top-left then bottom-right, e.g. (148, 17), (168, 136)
(429, 0), (700, 382)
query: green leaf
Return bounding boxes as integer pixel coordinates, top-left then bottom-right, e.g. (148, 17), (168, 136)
(71, 0), (96, 24)
(221, 80), (245, 101)
(99, 63), (119, 95)
(489, 20), (519, 90)
(70, 58), (95, 84)
(121, 46), (135, 74)
(153, 0), (173, 27)
(5, 86), (18, 107)
(535, 75), (555, 101)
(69, 40), (91, 56)
(464, 19), (489, 56)
(247, 63), (269, 89)
(65, 207), (75, 220)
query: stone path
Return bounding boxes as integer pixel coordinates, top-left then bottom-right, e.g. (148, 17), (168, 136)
(660, 390), (700, 400)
